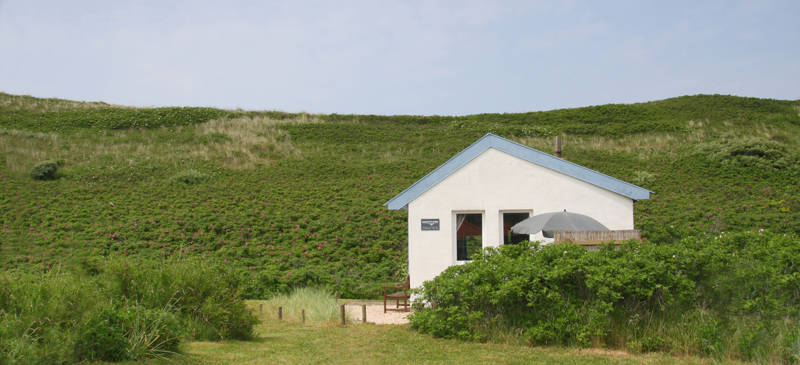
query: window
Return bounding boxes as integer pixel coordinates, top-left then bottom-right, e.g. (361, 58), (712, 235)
(456, 213), (482, 261)
(503, 212), (530, 244)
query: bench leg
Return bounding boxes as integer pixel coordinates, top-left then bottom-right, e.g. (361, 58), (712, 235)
(383, 297), (387, 313)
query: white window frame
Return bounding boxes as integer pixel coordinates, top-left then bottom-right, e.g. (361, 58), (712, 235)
(499, 209), (533, 245)
(453, 210), (484, 264)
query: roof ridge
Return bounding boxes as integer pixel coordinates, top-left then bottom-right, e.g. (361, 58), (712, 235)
(495, 134), (653, 193)
(385, 134), (651, 210)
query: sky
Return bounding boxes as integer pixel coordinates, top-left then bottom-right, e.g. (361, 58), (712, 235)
(1, 1), (798, 115)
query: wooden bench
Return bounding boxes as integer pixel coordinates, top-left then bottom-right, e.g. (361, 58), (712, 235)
(382, 276), (410, 313)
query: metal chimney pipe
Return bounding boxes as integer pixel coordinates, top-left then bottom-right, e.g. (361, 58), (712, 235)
(555, 136), (562, 158)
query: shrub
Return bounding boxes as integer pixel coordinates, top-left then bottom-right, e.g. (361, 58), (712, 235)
(409, 231), (800, 362)
(30, 160), (59, 180)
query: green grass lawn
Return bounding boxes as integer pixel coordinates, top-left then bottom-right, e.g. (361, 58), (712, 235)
(142, 302), (723, 365)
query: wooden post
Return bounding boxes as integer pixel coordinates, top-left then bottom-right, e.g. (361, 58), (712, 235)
(278, 306), (283, 320)
(362, 304), (367, 323)
(301, 309), (306, 324)
(555, 136), (562, 158)
(340, 305), (346, 325)
(259, 303), (263, 313)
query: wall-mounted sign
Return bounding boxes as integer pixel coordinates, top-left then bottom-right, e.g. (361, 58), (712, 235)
(421, 219), (440, 231)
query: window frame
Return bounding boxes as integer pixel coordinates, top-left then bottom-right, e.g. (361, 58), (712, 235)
(453, 210), (484, 263)
(499, 209), (533, 245)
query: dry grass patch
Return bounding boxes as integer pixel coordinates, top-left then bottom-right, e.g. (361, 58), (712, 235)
(196, 115), (321, 169)
(513, 119), (798, 161)
(0, 115), (323, 175)
(0, 127), (179, 175)
(0, 128), (63, 174)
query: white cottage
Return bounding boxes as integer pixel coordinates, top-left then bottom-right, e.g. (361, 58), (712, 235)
(385, 133), (652, 289)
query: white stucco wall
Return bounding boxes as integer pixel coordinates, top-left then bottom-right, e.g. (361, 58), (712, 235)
(407, 148), (634, 289)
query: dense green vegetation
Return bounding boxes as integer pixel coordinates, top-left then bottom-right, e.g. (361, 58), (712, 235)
(1, 92), (798, 299)
(1, 91), (799, 362)
(0, 258), (256, 363)
(410, 232), (800, 363)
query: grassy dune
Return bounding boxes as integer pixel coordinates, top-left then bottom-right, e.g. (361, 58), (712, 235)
(1, 92), (799, 299)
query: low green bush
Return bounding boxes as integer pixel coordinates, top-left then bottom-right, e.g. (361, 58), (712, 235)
(696, 137), (797, 169)
(410, 231), (800, 362)
(30, 160), (59, 180)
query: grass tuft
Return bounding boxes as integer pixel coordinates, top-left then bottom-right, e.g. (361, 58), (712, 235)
(170, 169), (209, 184)
(262, 287), (345, 324)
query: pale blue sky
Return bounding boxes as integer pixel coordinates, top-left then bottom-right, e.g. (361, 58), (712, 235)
(1, 1), (798, 115)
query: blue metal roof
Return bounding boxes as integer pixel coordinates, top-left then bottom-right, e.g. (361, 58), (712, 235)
(385, 133), (652, 210)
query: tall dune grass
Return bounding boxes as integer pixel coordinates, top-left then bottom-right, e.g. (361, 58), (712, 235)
(0, 257), (257, 363)
(265, 287), (345, 324)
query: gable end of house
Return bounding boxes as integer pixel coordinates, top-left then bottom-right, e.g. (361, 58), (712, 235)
(385, 133), (652, 210)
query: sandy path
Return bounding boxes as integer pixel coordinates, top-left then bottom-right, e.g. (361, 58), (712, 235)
(345, 302), (411, 325)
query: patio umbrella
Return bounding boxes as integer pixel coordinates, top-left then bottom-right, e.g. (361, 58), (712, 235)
(510, 210), (608, 238)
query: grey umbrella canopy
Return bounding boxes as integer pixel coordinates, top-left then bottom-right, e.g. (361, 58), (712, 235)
(510, 210), (609, 238)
